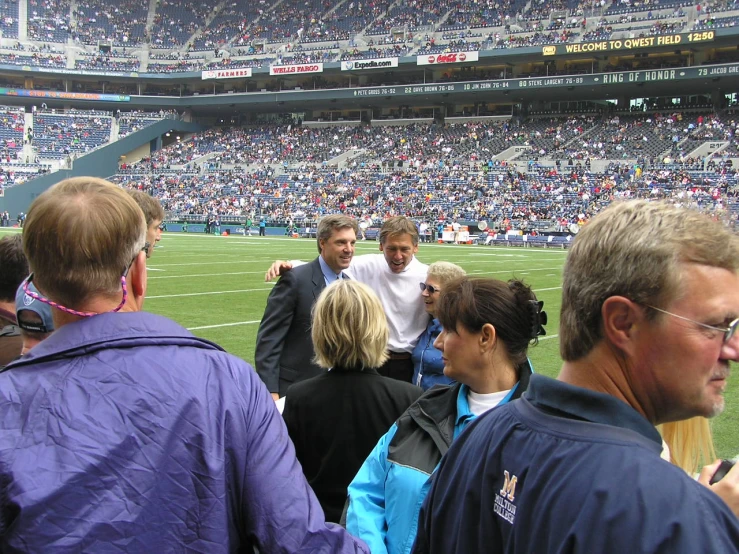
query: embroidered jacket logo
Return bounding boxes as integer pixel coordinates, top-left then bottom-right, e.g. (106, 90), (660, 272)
(500, 470), (517, 501)
(494, 470), (518, 524)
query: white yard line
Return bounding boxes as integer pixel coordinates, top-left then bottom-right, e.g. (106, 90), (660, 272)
(148, 271), (269, 279)
(467, 267), (563, 275)
(146, 287), (273, 299)
(187, 320), (260, 331)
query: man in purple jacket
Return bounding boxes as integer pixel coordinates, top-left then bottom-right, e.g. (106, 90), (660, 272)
(0, 177), (369, 553)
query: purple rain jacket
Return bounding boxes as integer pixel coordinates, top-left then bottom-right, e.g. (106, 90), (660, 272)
(0, 311), (369, 554)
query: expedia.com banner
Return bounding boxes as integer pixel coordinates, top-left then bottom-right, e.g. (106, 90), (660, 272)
(416, 51), (479, 66)
(269, 63), (324, 75)
(341, 58), (399, 71)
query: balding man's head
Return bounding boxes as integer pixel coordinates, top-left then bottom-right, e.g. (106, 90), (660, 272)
(23, 177), (147, 310)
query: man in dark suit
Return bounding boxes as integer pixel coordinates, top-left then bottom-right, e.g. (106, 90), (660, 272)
(255, 214), (358, 400)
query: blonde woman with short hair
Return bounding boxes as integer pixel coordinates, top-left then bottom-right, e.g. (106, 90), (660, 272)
(282, 280), (422, 523)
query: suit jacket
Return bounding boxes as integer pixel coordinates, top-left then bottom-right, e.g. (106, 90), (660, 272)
(255, 257), (325, 397)
(282, 367), (423, 523)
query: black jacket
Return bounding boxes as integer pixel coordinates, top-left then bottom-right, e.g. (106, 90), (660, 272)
(389, 361), (533, 475)
(255, 258), (325, 396)
(283, 367), (422, 522)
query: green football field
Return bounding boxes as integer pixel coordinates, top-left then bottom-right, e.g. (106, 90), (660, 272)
(2, 228), (736, 459)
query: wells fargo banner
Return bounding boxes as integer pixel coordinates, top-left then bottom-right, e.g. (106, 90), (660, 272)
(416, 51), (479, 66)
(202, 68), (253, 80)
(269, 63), (324, 75)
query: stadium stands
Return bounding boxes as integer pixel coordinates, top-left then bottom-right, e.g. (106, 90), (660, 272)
(33, 111), (112, 160)
(0, 0), (734, 238)
(99, 115), (737, 236)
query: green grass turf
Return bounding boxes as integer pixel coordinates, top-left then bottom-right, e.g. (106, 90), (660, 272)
(1, 228), (736, 458)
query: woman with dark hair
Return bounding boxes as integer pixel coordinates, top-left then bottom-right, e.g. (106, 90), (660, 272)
(345, 276), (546, 554)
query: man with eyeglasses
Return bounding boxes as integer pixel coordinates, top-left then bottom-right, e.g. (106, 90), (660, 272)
(0, 178), (369, 553)
(414, 200), (739, 554)
(125, 188), (164, 258)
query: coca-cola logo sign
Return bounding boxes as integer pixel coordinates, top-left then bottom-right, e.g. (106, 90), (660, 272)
(417, 51), (479, 66)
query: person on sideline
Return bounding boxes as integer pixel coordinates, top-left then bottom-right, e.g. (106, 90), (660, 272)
(346, 277), (543, 554)
(659, 418), (739, 516)
(14, 278), (54, 355)
(266, 216), (428, 383)
(412, 261), (466, 390)
(255, 214), (358, 399)
(0, 177), (369, 553)
(283, 280), (422, 522)
(0, 235), (28, 367)
(413, 200), (739, 553)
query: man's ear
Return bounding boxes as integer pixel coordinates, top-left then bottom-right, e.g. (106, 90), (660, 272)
(127, 250), (147, 309)
(601, 296), (642, 355)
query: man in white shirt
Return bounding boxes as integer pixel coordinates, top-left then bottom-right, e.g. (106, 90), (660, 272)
(419, 221), (428, 243)
(265, 216), (428, 383)
(452, 221), (461, 244)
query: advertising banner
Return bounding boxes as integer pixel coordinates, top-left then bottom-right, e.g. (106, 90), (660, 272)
(416, 51), (479, 66)
(270, 63), (324, 75)
(202, 67), (253, 79)
(341, 58), (398, 71)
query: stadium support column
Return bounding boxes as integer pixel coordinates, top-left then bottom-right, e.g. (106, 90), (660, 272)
(711, 89), (725, 109)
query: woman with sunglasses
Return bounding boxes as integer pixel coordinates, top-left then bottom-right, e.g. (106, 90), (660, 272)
(345, 276), (545, 554)
(412, 262), (466, 390)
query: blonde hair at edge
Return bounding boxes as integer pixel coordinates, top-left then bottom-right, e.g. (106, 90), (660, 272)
(22, 177), (147, 309)
(312, 280), (389, 370)
(659, 418), (717, 475)
(426, 261), (466, 287)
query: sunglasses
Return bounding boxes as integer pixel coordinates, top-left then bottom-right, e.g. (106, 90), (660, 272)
(419, 282), (441, 294)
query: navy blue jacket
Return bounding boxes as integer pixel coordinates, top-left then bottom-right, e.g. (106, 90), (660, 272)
(413, 375), (739, 553)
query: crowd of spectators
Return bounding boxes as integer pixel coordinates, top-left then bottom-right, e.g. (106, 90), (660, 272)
(1, 0), (738, 74)
(0, 102), (736, 232)
(27, 0), (70, 42)
(117, 111), (170, 137)
(0, 51), (66, 68)
(100, 116), (738, 234)
(73, 0), (148, 46)
(32, 112), (112, 160)
(75, 52), (140, 72)
(149, 0), (218, 48)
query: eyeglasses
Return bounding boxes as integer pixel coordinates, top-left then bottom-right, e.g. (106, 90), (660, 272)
(123, 242), (150, 275)
(419, 282), (441, 294)
(646, 305), (738, 344)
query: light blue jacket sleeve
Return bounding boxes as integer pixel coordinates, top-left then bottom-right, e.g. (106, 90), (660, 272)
(346, 423), (399, 554)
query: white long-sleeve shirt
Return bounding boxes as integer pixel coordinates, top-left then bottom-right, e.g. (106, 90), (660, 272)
(346, 254), (429, 353)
